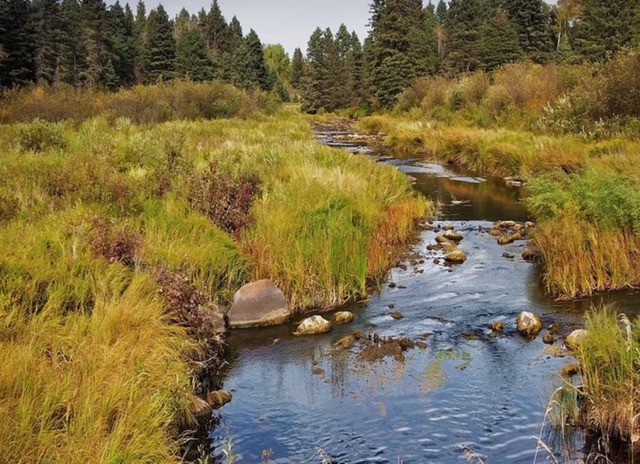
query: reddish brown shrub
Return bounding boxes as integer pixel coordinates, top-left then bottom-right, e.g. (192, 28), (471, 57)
(187, 162), (260, 236)
(151, 267), (222, 344)
(89, 217), (140, 268)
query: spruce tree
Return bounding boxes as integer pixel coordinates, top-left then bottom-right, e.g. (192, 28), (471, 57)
(79, 0), (111, 86)
(477, 9), (523, 71)
(107, 1), (136, 87)
(0, 0), (37, 88)
(442, 0), (484, 74)
(290, 47), (304, 88)
(133, 0), (146, 83)
(435, 0), (447, 22)
(369, 0), (438, 107)
(142, 4), (175, 83)
(203, 0), (229, 55)
(176, 27), (214, 81)
(32, 0), (65, 85)
(59, 0), (85, 85)
(102, 57), (118, 90)
(350, 32), (363, 100)
(573, 0), (640, 61)
(500, 0), (553, 63)
(302, 27), (331, 113)
(333, 24), (355, 107)
(234, 29), (271, 91)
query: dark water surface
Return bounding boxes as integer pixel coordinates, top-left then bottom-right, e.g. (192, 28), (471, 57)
(209, 131), (639, 463)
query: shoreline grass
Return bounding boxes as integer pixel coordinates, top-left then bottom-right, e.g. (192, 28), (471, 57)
(360, 114), (640, 299)
(0, 99), (429, 462)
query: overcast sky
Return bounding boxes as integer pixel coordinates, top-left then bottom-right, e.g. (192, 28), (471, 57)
(138, 0), (373, 55)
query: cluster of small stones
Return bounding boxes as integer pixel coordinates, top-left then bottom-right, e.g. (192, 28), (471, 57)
(334, 329), (428, 363)
(424, 223), (467, 264)
(487, 220), (535, 246)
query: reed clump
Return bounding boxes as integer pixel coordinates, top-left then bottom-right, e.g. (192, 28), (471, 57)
(576, 309), (639, 452)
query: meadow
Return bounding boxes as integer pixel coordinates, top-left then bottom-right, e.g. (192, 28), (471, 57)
(0, 83), (429, 463)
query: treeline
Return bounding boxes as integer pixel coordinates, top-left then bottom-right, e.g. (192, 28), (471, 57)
(300, 0), (640, 111)
(0, 0), (288, 95)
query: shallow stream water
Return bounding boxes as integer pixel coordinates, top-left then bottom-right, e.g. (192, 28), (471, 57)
(208, 130), (639, 463)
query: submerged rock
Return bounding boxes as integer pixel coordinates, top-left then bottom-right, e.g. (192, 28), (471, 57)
(542, 332), (555, 344)
(490, 321), (504, 332)
(333, 311), (356, 325)
(294, 315), (332, 336)
(444, 249), (467, 264)
(205, 390), (232, 410)
(335, 333), (357, 350)
(228, 280), (291, 329)
(391, 311), (404, 320)
(565, 329), (588, 351)
(516, 311), (542, 337)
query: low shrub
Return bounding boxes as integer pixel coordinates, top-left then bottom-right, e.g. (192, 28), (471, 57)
(16, 119), (66, 152)
(0, 80), (279, 124)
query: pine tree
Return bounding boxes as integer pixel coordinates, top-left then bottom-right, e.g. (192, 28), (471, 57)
(203, 0), (229, 56)
(477, 9), (523, 71)
(234, 29), (271, 91)
(142, 4), (175, 83)
(442, 0), (484, 74)
(290, 47), (304, 88)
(500, 0), (553, 63)
(350, 32), (363, 99)
(133, 0), (146, 83)
(302, 27), (331, 113)
(32, 0), (65, 85)
(573, 0), (640, 61)
(0, 0), (37, 88)
(436, 0), (448, 22)
(102, 57), (118, 90)
(333, 24), (355, 107)
(176, 27), (214, 81)
(79, 0), (111, 86)
(107, 1), (136, 87)
(368, 0), (437, 107)
(59, 0), (85, 85)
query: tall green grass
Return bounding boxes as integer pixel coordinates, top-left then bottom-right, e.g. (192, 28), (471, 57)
(576, 309), (639, 450)
(0, 105), (429, 461)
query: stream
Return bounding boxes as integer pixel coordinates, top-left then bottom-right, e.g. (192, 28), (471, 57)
(208, 129), (639, 463)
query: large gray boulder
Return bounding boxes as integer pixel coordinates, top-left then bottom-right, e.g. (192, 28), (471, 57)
(228, 280), (291, 329)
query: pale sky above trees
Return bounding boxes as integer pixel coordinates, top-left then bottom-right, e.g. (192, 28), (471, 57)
(142, 0), (372, 54)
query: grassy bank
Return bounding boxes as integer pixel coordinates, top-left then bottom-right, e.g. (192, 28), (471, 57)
(0, 86), (428, 462)
(360, 111), (640, 299)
